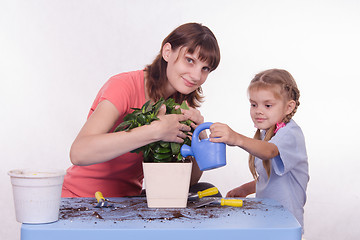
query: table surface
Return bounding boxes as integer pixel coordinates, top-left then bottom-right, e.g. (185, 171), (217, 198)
(21, 197), (301, 240)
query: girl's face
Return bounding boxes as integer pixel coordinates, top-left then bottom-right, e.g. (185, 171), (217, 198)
(249, 86), (295, 131)
(162, 43), (211, 96)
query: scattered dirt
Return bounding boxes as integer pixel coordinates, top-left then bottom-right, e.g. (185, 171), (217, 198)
(92, 211), (103, 219)
(59, 197), (271, 222)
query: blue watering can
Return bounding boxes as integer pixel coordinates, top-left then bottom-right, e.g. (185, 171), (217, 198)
(180, 122), (226, 171)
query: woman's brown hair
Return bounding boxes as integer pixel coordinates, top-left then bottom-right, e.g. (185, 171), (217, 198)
(145, 23), (221, 108)
(248, 69), (300, 180)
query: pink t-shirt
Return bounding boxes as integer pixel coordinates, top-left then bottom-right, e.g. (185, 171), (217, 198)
(62, 70), (146, 197)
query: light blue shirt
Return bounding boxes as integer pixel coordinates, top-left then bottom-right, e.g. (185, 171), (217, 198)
(255, 119), (309, 231)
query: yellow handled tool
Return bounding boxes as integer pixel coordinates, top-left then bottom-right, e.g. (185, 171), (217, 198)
(219, 198), (243, 207)
(198, 187), (219, 199)
(188, 187), (219, 201)
(95, 191), (114, 208)
(195, 198), (243, 208)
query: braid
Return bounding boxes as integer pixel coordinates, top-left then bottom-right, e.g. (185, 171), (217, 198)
(249, 129), (261, 181)
(249, 124), (276, 180)
(282, 83), (300, 124)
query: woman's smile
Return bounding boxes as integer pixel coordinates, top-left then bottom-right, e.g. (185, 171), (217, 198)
(183, 77), (196, 87)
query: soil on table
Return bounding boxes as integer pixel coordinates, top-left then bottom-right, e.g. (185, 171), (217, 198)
(59, 197), (268, 222)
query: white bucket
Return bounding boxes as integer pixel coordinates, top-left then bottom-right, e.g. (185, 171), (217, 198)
(8, 169), (66, 224)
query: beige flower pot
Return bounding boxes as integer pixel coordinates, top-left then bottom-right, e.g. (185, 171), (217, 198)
(142, 162), (192, 208)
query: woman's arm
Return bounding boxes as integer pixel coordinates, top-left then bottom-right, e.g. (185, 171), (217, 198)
(70, 100), (191, 166)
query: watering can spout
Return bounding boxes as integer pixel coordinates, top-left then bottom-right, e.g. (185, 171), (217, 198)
(180, 144), (193, 158)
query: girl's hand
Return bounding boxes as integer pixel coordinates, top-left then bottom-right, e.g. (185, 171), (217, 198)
(152, 105), (191, 143)
(226, 186), (248, 198)
(209, 122), (239, 146)
(226, 181), (256, 198)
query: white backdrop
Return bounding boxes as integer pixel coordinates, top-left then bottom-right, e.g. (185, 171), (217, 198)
(1, 0), (360, 239)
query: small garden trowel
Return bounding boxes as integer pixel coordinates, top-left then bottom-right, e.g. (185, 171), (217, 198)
(188, 187), (219, 202)
(95, 191), (114, 208)
(194, 198), (243, 208)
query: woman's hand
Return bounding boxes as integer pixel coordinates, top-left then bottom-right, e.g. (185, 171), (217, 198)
(180, 106), (207, 139)
(152, 105), (191, 143)
(180, 106), (204, 129)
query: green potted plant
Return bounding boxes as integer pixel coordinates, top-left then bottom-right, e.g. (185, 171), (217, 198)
(114, 98), (193, 163)
(114, 98), (194, 208)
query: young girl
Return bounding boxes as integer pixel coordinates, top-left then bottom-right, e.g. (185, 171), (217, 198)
(209, 69), (309, 231)
(62, 23), (221, 198)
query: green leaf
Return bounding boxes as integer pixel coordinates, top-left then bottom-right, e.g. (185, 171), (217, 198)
(184, 137), (192, 146)
(141, 100), (151, 113)
(114, 120), (132, 132)
(136, 114), (146, 125)
(153, 152), (172, 160)
(170, 142), (180, 154)
(131, 146), (144, 154)
(123, 112), (136, 121)
(165, 98), (176, 108)
(149, 142), (157, 148)
(153, 98), (165, 115)
(154, 146), (171, 154)
(177, 152), (183, 161)
(143, 147), (150, 158)
(159, 141), (170, 148)
(171, 108), (181, 114)
(180, 101), (190, 110)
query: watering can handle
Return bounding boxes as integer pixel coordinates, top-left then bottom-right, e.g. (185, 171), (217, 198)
(193, 122), (213, 141)
(180, 122), (214, 158)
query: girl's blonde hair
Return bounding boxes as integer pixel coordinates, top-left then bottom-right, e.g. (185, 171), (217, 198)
(248, 69), (300, 180)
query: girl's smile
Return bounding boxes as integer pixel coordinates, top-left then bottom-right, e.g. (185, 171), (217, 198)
(255, 117), (267, 123)
(249, 87), (291, 131)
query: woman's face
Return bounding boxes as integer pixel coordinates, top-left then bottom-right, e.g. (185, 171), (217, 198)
(162, 43), (211, 96)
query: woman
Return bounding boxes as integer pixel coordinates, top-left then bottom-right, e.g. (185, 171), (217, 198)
(62, 22), (221, 197)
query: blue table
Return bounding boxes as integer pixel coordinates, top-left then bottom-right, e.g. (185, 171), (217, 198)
(21, 197), (301, 240)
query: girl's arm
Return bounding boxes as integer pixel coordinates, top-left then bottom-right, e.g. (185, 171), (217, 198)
(209, 122), (279, 160)
(226, 180), (256, 197)
(70, 100), (191, 166)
